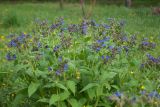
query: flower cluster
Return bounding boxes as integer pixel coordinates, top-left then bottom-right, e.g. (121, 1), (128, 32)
(141, 54), (160, 69)
(109, 91), (160, 106)
(140, 38), (156, 50)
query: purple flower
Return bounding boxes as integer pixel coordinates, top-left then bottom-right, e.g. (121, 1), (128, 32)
(64, 64), (68, 71)
(90, 20), (99, 27)
(48, 67), (52, 71)
(101, 55), (105, 60)
(142, 41), (149, 46)
(101, 44), (106, 47)
(122, 36), (128, 42)
(53, 45), (60, 52)
(6, 53), (16, 61)
(81, 20), (87, 35)
(109, 46), (114, 50)
(56, 70), (61, 75)
(146, 54), (158, 63)
(114, 91), (122, 98)
(151, 43), (156, 48)
(140, 90), (146, 95)
(103, 24), (110, 29)
(37, 42), (42, 48)
(58, 56), (62, 62)
(106, 56), (110, 61)
(8, 40), (17, 47)
(96, 47), (101, 52)
(148, 91), (158, 98)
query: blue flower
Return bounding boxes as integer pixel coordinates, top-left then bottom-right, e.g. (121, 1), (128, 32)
(140, 90), (146, 95)
(48, 67), (52, 71)
(101, 44), (106, 47)
(81, 20), (87, 35)
(37, 42), (42, 48)
(64, 64), (68, 71)
(102, 24), (110, 29)
(8, 40), (17, 47)
(90, 20), (98, 27)
(56, 70), (61, 75)
(53, 45), (60, 52)
(96, 47), (101, 52)
(6, 53), (16, 61)
(58, 56), (62, 62)
(114, 91), (122, 98)
(148, 91), (158, 98)
(151, 43), (156, 48)
(122, 36), (128, 42)
(142, 41), (149, 46)
(109, 46), (114, 50)
(106, 56), (110, 61)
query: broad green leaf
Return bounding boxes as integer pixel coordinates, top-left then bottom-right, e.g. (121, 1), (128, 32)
(68, 98), (79, 107)
(28, 82), (40, 97)
(101, 72), (117, 82)
(59, 91), (70, 101)
(56, 83), (68, 91)
(78, 98), (87, 107)
(12, 94), (25, 107)
(87, 88), (96, 99)
(66, 80), (76, 95)
(80, 83), (98, 93)
(37, 98), (49, 103)
(49, 94), (60, 106)
(44, 83), (56, 88)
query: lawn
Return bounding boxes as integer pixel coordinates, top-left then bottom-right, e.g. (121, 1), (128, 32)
(0, 3), (160, 107)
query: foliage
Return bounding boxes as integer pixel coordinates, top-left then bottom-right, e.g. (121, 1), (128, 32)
(0, 17), (160, 107)
(2, 11), (20, 28)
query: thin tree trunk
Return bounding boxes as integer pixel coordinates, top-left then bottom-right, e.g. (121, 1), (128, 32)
(60, 0), (64, 10)
(80, 0), (86, 18)
(125, 0), (132, 7)
(87, 0), (96, 19)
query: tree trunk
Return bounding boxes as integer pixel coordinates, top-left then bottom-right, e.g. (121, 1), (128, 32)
(60, 0), (64, 10)
(125, 0), (132, 7)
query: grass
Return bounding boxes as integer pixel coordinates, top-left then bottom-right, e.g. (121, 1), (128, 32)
(0, 3), (160, 36)
(0, 3), (160, 107)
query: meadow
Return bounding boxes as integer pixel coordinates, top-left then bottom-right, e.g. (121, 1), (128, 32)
(0, 3), (160, 107)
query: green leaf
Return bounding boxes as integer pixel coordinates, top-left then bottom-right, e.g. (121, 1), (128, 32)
(101, 72), (117, 82)
(68, 98), (79, 107)
(87, 88), (96, 99)
(56, 83), (68, 91)
(78, 98), (87, 107)
(37, 98), (49, 103)
(66, 80), (76, 95)
(59, 91), (70, 101)
(28, 82), (40, 97)
(49, 94), (60, 106)
(80, 83), (98, 93)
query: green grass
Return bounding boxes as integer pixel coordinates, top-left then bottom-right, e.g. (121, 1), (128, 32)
(0, 3), (160, 107)
(0, 3), (160, 36)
